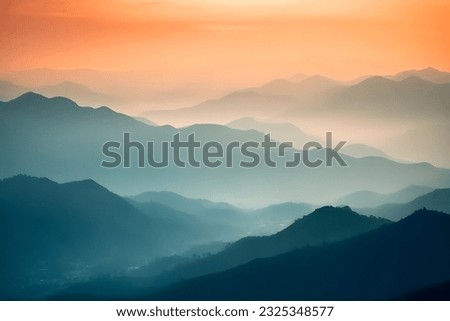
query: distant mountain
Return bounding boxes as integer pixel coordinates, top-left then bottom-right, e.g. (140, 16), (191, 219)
(142, 91), (299, 126)
(144, 68), (450, 125)
(0, 79), (120, 108)
(340, 143), (394, 160)
(130, 191), (314, 237)
(227, 117), (319, 148)
(359, 188), (450, 221)
(2, 92), (450, 207)
(142, 75), (341, 126)
(0, 175), (212, 299)
(335, 185), (435, 208)
(133, 116), (158, 126)
(0, 80), (29, 101)
(280, 75), (450, 131)
(390, 67), (450, 84)
(0, 68), (116, 89)
(0, 67), (233, 111)
(150, 209), (450, 300)
(249, 75), (340, 101)
(382, 124), (450, 168)
(249, 202), (315, 235)
(35, 81), (119, 107)
(130, 190), (238, 213)
(129, 191), (248, 240)
(285, 76), (450, 123)
(288, 73), (309, 82)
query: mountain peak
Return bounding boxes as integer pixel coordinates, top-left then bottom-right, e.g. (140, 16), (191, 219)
(263, 78), (293, 86)
(10, 91), (47, 103)
(280, 205), (390, 238)
(289, 73), (309, 82)
(308, 205), (355, 217)
(403, 208), (448, 220)
(0, 174), (54, 185)
(7, 91), (80, 110)
(422, 67), (440, 73)
(391, 67), (450, 84)
(356, 75), (395, 87)
(400, 75), (434, 86)
(395, 208), (450, 230)
(63, 178), (109, 192)
(0, 175), (58, 195)
(301, 74), (338, 85)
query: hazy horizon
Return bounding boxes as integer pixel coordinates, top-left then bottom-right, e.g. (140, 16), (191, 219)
(1, 0), (449, 113)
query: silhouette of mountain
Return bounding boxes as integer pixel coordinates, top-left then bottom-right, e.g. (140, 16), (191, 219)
(2, 91), (79, 110)
(0, 80), (29, 101)
(335, 185), (435, 208)
(149, 209), (450, 300)
(249, 75), (340, 100)
(49, 206), (388, 300)
(249, 202), (315, 235)
(359, 188), (450, 221)
(227, 117), (319, 148)
(133, 116), (158, 126)
(2, 92), (450, 207)
(130, 191), (238, 213)
(340, 144), (395, 160)
(142, 91), (299, 126)
(130, 192), (314, 237)
(339, 76), (448, 119)
(126, 207), (390, 288)
(35, 81), (119, 107)
(390, 67), (450, 84)
(284, 76), (450, 123)
(141, 68), (450, 127)
(0, 79), (120, 108)
(0, 175), (213, 299)
(142, 75), (341, 126)
(382, 124), (450, 168)
(129, 191), (248, 240)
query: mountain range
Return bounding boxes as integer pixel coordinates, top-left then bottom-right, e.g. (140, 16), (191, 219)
(285, 76), (450, 123)
(2, 174), (448, 300)
(381, 124), (450, 168)
(1, 67), (449, 301)
(226, 117), (320, 148)
(334, 185), (435, 208)
(50, 206), (390, 299)
(358, 188), (450, 221)
(0, 175), (318, 299)
(52, 207), (450, 300)
(137, 206), (390, 286)
(1, 92), (449, 207)
(141, 75), (341, 126)
(0, 175), (217, 299)
(141, 70), (450, 129)
(389, 67), (450, 84)
(137, 70), (450, 169)
(148, 209), (450, 300)
(0, 80), (118, 107)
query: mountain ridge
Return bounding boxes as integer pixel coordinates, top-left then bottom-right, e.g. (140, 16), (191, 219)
(147, 209), (450, 300)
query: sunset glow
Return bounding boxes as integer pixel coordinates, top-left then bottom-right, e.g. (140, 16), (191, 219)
(1, 0), (448, 84)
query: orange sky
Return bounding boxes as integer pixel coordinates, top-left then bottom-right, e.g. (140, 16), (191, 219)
(0, 0), (449, 85)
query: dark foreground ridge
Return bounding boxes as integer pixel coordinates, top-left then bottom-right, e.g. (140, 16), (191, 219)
(147, 209), (450, 300)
